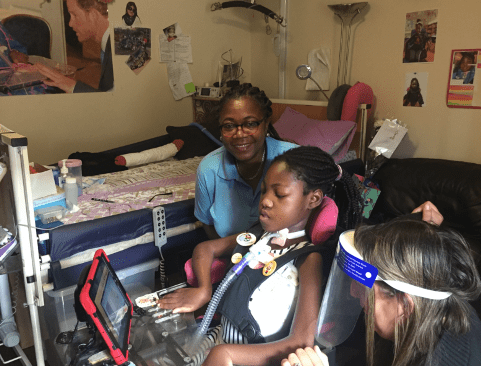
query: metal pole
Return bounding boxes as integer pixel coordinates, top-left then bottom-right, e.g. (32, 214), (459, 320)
(7, 139), (45, 366)
(278, 0), (287, 99)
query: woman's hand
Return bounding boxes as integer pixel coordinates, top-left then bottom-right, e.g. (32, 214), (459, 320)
(156, 286), (211, 313)
(36, 63), (76, 93)
(281, 346), (329, 366)
(412, 201), (443, 226)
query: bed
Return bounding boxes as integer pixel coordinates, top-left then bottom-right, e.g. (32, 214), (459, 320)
(38, 85), (373, 293)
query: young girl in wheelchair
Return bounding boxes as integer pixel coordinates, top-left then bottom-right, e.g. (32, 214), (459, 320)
(158, 146), (362, 366)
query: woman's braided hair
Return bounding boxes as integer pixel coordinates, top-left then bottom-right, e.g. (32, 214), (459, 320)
(215, 83), (282, 140)
(272, 146), (363, 229)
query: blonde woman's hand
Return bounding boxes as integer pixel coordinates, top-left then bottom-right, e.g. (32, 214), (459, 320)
(281, 346), (329, 366)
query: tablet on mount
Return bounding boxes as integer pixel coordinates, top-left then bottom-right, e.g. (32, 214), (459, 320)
(80, 249), (133, 365)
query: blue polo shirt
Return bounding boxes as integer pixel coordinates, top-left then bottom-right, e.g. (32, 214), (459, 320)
(194, 137), (297, 238)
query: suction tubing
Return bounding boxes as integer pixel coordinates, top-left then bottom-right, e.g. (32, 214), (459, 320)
(190, 252), (253, 350)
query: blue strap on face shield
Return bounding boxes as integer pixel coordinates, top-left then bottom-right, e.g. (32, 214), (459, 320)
(338, 240), (378, 289)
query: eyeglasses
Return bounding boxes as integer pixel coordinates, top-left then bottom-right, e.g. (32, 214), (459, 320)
(219, 120), (264, 137)
(128, 6), (135, 10)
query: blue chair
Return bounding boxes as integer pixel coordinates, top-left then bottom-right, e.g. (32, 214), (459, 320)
(2, 14), (52, 59)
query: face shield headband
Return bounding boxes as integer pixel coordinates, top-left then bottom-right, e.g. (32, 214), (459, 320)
(315, 230), (452, 351)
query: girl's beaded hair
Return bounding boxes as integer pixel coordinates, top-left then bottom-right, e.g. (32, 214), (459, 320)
(272, 145), (363, 229)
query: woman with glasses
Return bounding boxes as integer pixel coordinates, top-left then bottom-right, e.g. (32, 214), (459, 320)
(122, 2), (142, 28)
(194, 83), (297, 240)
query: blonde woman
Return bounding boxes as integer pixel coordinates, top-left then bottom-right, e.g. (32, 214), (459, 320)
(283, 218), (481, 366)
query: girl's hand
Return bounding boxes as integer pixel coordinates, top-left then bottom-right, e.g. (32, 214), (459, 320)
(281, 346), (329, 366)
(156, 287), (211, 313)
(36, 63), (76, 93)
(202, 344), (231, 366)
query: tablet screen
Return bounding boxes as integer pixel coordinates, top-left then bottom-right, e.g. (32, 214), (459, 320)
(80, 250), (132, 365)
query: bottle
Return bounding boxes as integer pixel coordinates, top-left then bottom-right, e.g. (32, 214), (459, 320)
(64, 176), (78, 211)
(58, 159), (68, 189)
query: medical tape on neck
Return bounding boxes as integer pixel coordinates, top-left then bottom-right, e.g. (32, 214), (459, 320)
(277, 228), (306, 239)
(376, 276), (452, 300)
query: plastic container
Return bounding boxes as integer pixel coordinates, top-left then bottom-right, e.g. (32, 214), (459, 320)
(58, 159), (82, 196)
(64, 177), (78, 210)
(34, 206), (67, 225)
(40, 258), (159, 355)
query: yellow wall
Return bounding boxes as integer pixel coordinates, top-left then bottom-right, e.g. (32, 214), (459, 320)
(1, 1), (252, 164)
(256, 0), (481, 164)
(3, 0), (481, 164)
(349, 0), (481, 163)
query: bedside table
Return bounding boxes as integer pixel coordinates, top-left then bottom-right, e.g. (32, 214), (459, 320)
(191, 96), (221, 125)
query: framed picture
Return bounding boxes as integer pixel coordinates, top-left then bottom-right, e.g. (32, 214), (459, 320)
(446, 49), (481, 108)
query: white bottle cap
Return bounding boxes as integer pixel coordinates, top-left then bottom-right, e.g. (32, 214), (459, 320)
(65, 176), (77, 184)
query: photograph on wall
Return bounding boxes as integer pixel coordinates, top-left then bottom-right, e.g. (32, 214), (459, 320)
(114, 27), (151, 56)
(113, 27), (151, 74)
(447, 49), (481, 108)
(403, 72), (428, 107)
(403, 9), (438, 63)
(162, 23), (182, 42)
(121, 2), (142, 28)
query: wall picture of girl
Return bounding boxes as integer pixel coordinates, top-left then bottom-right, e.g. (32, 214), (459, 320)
(403, 72), (428, 107)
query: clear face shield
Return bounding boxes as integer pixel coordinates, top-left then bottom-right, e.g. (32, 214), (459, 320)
(315, 230), (378, 350)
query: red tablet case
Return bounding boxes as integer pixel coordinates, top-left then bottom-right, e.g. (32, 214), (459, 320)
(79, 249), (133, 365)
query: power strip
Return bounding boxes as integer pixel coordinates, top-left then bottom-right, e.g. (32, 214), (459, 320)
(152, 206), (167, 249)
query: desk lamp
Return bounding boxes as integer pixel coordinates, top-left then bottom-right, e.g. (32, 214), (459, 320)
(295, 64), (329, 100)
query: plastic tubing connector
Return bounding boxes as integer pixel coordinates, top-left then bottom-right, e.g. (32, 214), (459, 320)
(190, 232), (280, 352)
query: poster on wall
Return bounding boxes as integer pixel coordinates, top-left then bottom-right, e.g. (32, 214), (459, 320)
(447, 49), (481, 108)
(1, 0), (114, 95)
(403, 72), (428, 107)
(403, 9), (438, 63)
(159, 23), (193, 64)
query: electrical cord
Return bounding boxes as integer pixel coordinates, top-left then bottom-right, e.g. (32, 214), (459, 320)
(69, 328), (96, 366)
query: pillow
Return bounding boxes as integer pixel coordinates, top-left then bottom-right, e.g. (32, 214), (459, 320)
(274, 106), (357, 162)
(308, 196), (338, 245)
(166, 125), (220, 160)
(114, 139), (184, 167)
(68, 151), (127, 176)
(327, 84), (351, 121)
(341, 82), (374, 123)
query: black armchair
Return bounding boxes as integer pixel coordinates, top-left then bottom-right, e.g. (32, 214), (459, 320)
(2, 14), (52, 59)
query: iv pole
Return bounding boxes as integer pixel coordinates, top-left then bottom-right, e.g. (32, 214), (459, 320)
(211, 0), (288, 98)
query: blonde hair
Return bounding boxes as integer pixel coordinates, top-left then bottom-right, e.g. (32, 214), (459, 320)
(354, 218), (481, 366)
